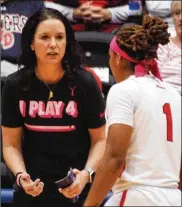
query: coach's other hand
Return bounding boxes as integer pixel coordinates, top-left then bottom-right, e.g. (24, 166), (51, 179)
(19, 172), (44, 197)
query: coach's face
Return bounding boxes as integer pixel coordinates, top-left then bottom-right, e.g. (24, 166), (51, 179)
(31, 18), (66, 66)
(172, 1), (182, 37)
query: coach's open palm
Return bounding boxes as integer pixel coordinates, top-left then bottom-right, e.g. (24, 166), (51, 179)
(20, 173), (44, 197)
(58, 168), (88, 199)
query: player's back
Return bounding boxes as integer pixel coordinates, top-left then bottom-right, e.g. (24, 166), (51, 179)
(114, 75), (181, 191)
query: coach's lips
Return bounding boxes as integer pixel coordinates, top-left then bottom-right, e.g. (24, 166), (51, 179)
(47, 52), (59, 55)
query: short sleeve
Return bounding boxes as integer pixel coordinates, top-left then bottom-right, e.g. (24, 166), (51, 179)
(82, 76), (106, 128)
(1, 79), (23, 127)
(106, 84), (134, 128)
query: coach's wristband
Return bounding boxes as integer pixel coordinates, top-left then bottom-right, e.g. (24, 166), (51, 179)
(15, 172), (23, 188)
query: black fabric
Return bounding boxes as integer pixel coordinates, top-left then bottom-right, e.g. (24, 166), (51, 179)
(1, 68), (105, 205)
(1, 75), (24, 127)
(55, 0), (79, 7)
(12, 183), (91, 207)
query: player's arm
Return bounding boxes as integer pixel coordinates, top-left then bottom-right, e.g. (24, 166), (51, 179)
(84, 85), (134, 206)
(84, 124), (132, 206)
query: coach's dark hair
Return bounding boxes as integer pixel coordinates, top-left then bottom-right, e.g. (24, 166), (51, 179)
(19, 8), (82, 84)
(115, 15), (170, 61)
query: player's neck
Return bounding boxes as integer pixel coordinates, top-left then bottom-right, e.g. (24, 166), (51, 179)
(115, 69), (134, 83)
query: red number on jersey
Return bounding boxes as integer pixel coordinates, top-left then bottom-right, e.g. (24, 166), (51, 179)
(163, 103), (173, 142)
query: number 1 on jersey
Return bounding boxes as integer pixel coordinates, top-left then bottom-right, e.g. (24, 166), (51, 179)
(163, 103), (173, 142)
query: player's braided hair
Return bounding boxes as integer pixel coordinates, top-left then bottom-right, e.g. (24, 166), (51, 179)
(116, 15), (170, 61)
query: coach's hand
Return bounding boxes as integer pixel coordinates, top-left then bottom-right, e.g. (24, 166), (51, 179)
(19, 173), (44, 197)
(58, 168), (89, 199)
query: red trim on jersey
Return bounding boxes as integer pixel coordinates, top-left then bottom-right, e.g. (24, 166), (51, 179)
(119, 162), (125, 177)
(119, 162), (127, 206)
(120, 190), (128, 206)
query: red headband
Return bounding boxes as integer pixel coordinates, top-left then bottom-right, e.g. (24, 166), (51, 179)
(110, 36), (162, 81)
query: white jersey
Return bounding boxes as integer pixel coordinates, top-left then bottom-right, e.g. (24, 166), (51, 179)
(106, 75), (181, 193)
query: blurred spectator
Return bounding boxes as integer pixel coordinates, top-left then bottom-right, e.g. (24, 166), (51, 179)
(1, 0), (44, 77)
(144, 0), (176, 36)
(45, 0), (143, 32)
(157, 0), (181, 95)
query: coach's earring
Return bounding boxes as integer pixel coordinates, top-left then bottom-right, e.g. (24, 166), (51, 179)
(31, 45), (34, 51)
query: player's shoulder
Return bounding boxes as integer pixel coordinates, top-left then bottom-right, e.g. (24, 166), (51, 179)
(110, 76), (138, 94)
(163, 81), (181, 98)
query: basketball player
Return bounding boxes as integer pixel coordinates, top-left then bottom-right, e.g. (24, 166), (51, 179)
(84, 15), (181, 206)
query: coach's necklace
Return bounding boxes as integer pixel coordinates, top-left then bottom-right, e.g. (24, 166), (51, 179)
(44, 82), (56, 100)
(36, 70), (64, 100)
